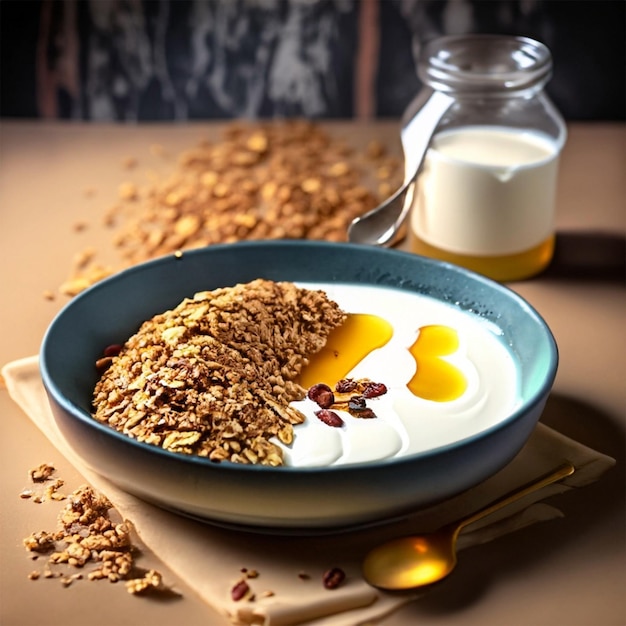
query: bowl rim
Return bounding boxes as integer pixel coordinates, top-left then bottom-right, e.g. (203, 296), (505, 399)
(40, 240), (559, 474)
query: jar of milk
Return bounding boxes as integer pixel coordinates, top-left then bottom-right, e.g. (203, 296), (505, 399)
(409, 35), (567, 281)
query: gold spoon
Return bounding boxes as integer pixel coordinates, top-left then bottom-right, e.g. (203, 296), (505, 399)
(362, 462), (575, 591)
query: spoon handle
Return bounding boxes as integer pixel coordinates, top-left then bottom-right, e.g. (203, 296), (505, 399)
(400, 90), (455, 183)
(456, 462), (575, 533)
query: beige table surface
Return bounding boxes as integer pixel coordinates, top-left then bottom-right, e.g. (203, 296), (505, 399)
(0, 120), (624, 626)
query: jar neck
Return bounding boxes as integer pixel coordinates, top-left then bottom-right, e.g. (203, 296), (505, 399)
(418, 34), (553, 97)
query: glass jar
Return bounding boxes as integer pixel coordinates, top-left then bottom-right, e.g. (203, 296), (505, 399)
(408, 34), (567, 281)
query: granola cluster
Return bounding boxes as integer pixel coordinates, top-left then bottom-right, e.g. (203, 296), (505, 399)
(92, 279), (346, 465)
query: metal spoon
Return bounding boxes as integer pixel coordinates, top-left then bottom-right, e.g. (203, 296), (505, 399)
(347, 90), (454, 247)
(362, 462), (575, 591)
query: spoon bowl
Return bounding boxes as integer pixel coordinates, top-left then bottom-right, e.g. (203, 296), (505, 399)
(362, 462), (575, 590)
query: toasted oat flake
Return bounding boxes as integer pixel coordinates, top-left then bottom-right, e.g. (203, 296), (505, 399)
(92, 279), (346, 466)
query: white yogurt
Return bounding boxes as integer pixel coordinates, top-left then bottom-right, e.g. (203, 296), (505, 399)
(276, 283), (522, 467)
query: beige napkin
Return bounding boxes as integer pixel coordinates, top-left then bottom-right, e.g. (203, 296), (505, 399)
(2, 356), (615, 626)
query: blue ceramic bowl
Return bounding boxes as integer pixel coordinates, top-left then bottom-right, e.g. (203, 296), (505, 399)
(40, 241), (557, 531)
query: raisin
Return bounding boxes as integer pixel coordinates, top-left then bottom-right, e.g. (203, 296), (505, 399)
(322, 567), (346, 590)
(103, 344), (123, 357)
(231, 579), (249, 601)
(335, 378), (358, 393)
(315, 409), (344, 427)
(362, 382), (388, 398)
(307, 383), (335, 408)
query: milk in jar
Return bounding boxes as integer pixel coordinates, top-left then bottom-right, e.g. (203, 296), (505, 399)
(410, 126), (560, 280)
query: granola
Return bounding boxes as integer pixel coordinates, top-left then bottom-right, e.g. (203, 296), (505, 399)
(22, 466), (174, 595)
(23, 485), (132, 584)
(108, 121), (400, 265)
(59, 120), (402, 296)
(29, 463), (56, 483)
(92, 279), (346, 466)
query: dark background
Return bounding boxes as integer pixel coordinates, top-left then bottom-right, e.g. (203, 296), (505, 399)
(1, 0), (624, 121)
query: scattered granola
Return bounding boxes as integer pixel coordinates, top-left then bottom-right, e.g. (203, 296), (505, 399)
(60, 120), (402, 296)
(125, 569), (167, 595)
(92, 279), (346, 466)
(20, 463), (172, 595)
(29, 463), (56, 483)
(21, 479), (175, 597)
(21, 464), (67, 503)
(44, 479), (67, 502)
(23, 530), (57, 553)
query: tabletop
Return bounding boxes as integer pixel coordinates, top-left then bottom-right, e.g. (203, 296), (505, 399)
(1, 120), (624, 626)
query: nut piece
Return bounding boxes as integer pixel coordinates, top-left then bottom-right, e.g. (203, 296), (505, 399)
(322, 566), (346, 590)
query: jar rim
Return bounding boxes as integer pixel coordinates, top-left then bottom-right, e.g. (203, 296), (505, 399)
(418, 34), (553, 94)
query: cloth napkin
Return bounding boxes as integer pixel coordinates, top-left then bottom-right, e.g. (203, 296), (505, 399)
(2, 356), (615, 626)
